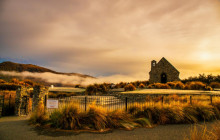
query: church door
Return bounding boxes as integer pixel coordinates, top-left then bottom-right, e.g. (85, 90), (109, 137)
(161, 73), (167, 83)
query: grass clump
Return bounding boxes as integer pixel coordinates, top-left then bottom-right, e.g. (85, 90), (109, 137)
(29, 101), (48, 125)
(85, 105), (108, 130)
(49, 103), (82, 130)
(107, 109), (131, 128)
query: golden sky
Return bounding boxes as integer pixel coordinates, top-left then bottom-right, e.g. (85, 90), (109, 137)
(0, 0), (220, 79)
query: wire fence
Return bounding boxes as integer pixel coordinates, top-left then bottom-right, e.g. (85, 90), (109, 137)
(46, 94), (220, 115)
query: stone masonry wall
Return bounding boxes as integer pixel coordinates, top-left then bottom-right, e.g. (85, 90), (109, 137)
(32, 85), (48, 111)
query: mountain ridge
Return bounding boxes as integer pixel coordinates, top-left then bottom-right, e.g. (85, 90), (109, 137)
(0, 61), (94, 78)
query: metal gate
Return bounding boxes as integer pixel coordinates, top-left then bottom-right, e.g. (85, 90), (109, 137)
(0, 95), (4, 117)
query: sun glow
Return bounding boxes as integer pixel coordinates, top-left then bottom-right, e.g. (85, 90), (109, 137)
(199, 52), (212, 60)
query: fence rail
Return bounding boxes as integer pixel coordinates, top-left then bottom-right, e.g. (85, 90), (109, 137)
(46, 94), (220, 115)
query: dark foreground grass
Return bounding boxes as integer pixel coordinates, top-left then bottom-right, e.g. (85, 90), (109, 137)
(29, 100), (220, 132)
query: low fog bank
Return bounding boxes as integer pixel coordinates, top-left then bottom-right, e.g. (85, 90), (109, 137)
(0, 71), (147, 86)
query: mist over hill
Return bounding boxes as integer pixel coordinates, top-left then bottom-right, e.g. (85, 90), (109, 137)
(0, 61), (94, 86)
(0, 61), (94, 78)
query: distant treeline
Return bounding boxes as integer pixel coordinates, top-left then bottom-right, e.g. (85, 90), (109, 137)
(181, 74), (220, 84)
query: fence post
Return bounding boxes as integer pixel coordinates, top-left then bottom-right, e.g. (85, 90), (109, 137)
(161, 96), (164, 105)
(85, 96), (87, 112)
(190, 96), (192, 105)
(8, 94), (11, 113)
(125, 97), (128, 112)
(210, 95), (213, 105)
(2, 95), (4, 116)
(44, 95), (48, 107)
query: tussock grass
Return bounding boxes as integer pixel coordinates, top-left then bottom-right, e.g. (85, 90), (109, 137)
(186, 122), (220, 140)
(30, 99), (220, 132)
(29, 100), (48, 125)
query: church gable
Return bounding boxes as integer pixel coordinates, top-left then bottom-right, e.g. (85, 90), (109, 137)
(156, 57), (179, 73)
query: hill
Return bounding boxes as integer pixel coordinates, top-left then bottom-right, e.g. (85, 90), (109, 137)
(0, 61), (94, 78)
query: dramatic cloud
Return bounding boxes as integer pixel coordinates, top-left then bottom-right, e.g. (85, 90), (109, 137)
(0, 0), (220, 79)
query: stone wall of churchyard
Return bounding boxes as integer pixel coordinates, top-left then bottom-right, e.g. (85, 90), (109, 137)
(15, 85), (48, 116)
(32, 85), (48, 111)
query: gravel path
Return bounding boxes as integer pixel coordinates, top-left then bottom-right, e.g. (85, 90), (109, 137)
(0, 116), (215, 140)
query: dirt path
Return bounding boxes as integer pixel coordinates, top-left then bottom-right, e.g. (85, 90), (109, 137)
(0, 116), (215, 140)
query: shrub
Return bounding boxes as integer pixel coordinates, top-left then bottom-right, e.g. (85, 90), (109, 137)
(186, 81), (206, 90)
(138, 83), (145, 89)
(147, 84), (154, 89)
(174, 81), (185, 89)
(0, 79), (6, 84)
(210, 82), (220, 89)
(205, 86), (213, 91)
(86, 85), (98, 95)
(23, 79), (35, 87)
(153, 83), (171, 89)
(167, 82), (176, 89)
(11, 78), (20, 84)
(98, 84), (108, 94)
(124, 84), (136, 91)
(118, 82), (127, 88)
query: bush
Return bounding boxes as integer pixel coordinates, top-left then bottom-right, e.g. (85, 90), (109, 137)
(0, 79), (6, 84)
(153, 83), (171, 89)
(185, 81), (206, 90)
(167, 82), (176, 89)
(23, 79), (35, 87)
(86, 85), (98, 95)
(98, 84), (108, 94)
(205, 86), (213, 91)
(210, 82), (220, 89)
(138, 83), (145, 89)
(174, 81), (185, 89)
(124, 84), (136, 91)
(147, 84), (153, 89)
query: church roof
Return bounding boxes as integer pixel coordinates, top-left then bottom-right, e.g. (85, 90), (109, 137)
(157, 57), (179, 73)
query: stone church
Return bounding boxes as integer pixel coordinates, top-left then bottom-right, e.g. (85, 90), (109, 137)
(149, 57), (180, 83)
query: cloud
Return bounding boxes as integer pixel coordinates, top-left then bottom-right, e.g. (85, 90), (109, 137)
(0, 0), (220, 78)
